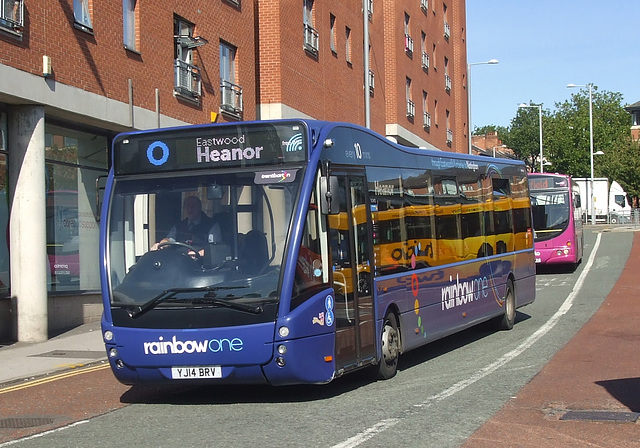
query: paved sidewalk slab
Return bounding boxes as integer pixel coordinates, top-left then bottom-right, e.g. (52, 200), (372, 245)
(0, 321), (106, 386)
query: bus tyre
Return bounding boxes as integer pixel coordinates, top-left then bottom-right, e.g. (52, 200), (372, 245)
(498, 280), (515, 330)
(378, 311), (400, 380)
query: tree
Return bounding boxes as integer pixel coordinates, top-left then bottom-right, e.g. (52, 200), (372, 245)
(545, 88), (630, 178)
(473, 124), (509, 137)
(502, 103), (547, 173)
(474, 88), (638, 197)
(600, 138), (640, 200)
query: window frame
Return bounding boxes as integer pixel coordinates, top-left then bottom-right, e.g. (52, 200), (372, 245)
(73, 0), (93, 33)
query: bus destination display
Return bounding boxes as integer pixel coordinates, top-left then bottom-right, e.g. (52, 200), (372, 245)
(114, 122), (307, 175)
(528, 175), (567, 191)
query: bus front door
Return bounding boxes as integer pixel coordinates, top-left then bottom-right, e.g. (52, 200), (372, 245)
(329, 174), (376, 374)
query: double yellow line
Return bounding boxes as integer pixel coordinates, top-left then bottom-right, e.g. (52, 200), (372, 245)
(0, 363), (110, 395)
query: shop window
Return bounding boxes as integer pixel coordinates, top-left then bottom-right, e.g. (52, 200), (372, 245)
(0, 152), (8, 295)
(45, 124), (107, 292)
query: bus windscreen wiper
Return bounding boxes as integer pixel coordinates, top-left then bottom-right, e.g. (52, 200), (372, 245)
(127, 285), (249, 319)
(190, 296), (264, 315)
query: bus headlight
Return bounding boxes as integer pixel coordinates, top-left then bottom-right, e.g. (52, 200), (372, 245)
(104, 330), (114, 341)
(277, 344), (287, 355)
(278, 326), (290, 338)
(276, 357), (286, 367)
(109, 348), (118, 358)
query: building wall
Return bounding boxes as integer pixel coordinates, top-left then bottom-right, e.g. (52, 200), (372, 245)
(256, 0), (469, 152)
(0, 0), (256, 127)
(257, 0), (371, 126)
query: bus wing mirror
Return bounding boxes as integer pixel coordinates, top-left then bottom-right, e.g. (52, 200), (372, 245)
(320, 176), (340, 215)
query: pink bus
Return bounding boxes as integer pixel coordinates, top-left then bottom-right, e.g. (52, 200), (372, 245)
(528, 173), (584, 266)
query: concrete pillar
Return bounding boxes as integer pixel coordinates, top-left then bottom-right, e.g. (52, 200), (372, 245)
(8, 106), (48, 342)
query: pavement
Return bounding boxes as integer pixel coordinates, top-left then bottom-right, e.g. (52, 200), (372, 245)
(0, 320), (107, 387)
(0, 227), (638, 447)
(463, 228), (640, 447)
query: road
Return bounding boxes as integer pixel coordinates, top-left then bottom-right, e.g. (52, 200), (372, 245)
(0, 228), (631, 447)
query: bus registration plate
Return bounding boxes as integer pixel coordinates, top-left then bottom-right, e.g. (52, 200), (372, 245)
(171, 366), (222, 379)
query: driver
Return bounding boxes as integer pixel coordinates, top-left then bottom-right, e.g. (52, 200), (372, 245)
(151, 196), (221, 254)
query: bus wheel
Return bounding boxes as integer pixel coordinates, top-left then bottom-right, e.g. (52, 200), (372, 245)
(498, 280), (515, 330)
(378, 311), (400, 379)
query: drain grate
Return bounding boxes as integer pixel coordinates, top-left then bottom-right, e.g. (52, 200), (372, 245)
(560, 410), (640, 423)
(30, 350), (105, 359)
(0, 417), (55, 429)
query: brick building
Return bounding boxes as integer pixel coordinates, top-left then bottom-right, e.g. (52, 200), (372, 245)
(257, 0), (468, 150)
(625, 101), (640, 141)
(0, 0), (469, 341)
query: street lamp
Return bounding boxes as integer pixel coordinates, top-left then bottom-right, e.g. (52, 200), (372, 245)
(567, 83), (596, 224)
(518, 103), (544, 172)
(467, 59), (499, 154)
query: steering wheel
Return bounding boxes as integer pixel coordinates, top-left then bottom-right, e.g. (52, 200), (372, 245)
(157, 241), (202, 260)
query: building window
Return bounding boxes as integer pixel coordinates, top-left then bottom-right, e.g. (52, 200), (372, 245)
(406, 77), (415, 119)
(73, 0), (93, 32)
(220, 41), (243, 116)
(1, 0), (23, 32)
(434, 99), (438, 127)
(368, 44), (374, 95)
(443, 3), (450, 39)
(423, 91), (430, 131)
(432, 43), (437, 71)
(123, 0), (138, 51)
(446, 110), (452, 146)
(346, 26), (351, 64)
(330, 14), (336, 54)
(404, 13), (413, 56)
(421, 31), (429, 72)
(45, 124), (108, 292)
(444, 56), (451, 92)
(174, 16), (205, 100)
(303, 0), (318, 55)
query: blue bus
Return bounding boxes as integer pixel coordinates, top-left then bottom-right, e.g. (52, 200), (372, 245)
(100, 120), (536, 385)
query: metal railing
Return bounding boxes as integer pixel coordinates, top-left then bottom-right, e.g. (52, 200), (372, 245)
(304, 23), (319, 54)
(174, 59), (201, 98)
(423, 112), (431, 130)
(220, 80), (243, 115)
(406, 100), (415, 118)
(404, 34), (413, 55)
(422, 52), (429, 70)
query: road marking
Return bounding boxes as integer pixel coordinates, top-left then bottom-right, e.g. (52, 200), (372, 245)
(0, 420), (89, 447)
(332, 233), (603, 448)
(0, 363), (110, 395)
(331, 419), (401, 448)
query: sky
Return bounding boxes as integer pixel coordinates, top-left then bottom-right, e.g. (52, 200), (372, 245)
(466, 1), (640, 130)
